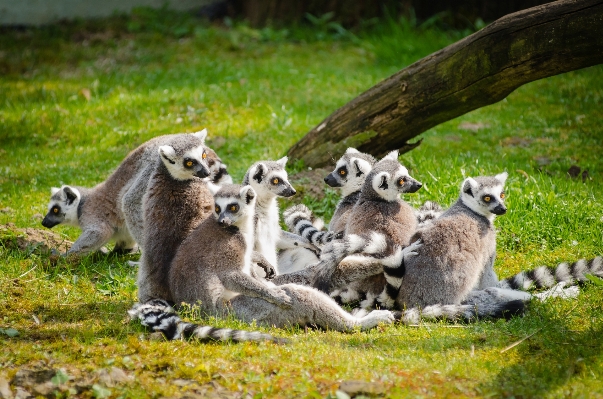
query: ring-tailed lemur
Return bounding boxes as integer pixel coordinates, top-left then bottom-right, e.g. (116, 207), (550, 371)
(240, 157), (319, 276)
(312, 150), (422, 307)
(285, 148), (376, 247)
(137, 131), (216, 303)
(41, 130), (230, 257)
(164, 183), (395, 332)
(379, 172), (579, 312)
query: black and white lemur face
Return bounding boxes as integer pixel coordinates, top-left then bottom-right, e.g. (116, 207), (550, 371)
(366, 151), (423, 202)
(324, 148), (377, 197)
(158, 129), (211, 181)
(460, 172), (508, 221)
(210, 184), (257, 227)
(243, 157), (296, 199)
(42, 186), (81, 228)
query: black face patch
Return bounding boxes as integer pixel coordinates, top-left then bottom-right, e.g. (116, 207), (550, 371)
(337, 166), (348, 178)
(253, 164), (265, 183)
(183, 158), (197, 168)
(228, 203), (240, 213)
(378, 175), (388, 190)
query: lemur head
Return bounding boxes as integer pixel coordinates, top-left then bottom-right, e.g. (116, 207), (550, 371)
(460, 172), (508, 221)
(158, 129), (211, 181)
(324, 148), (376, 197)
(362, 150), (422, 202)
(209, 183), (257, 228)
(205, 147), (233, 186)
(42, 185), (81, 228)
(242, 157), (296, 200)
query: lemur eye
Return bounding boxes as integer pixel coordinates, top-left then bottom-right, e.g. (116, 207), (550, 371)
(53, 207), (59, 214)
(399, 177), (406, 185)
(202, 152), (207, 159)
(483, 196), (491, 202)
(339, 169), (346, 176)
(215, 206), (221, 213)
(272, 178), (279, 185)
(186, 161), (193, 167)
(500, 192), (506, 199)
(230, 204), (239, 212)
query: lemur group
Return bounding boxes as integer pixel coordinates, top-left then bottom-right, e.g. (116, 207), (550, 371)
(43, 129), (602, 343)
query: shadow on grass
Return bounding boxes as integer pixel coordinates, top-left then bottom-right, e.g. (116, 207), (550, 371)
(479, 288), (603, 397)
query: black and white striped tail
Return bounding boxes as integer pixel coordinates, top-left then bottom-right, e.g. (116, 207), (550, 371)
(283, 204), (338, 247)
(128, 299), (287, 344)
(499, 257), (603, 290)
(394, 300), (525, 324)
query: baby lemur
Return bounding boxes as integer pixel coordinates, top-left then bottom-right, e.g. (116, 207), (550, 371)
(167, 183), (395, 332)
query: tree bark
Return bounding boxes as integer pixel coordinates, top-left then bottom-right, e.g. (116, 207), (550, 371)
(287, 0), (603, 168)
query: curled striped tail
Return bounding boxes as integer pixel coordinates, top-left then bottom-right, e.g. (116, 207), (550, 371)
(128, 299), (287, 344)
(499, 257), (603, 290)
(283, 204), (338, 246)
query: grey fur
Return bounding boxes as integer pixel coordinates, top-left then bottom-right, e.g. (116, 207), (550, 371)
(168, 184), (395, 331)
(240, 157), (318, 276)
(415, 200), (445, 227)
(137, 132), (215, 303)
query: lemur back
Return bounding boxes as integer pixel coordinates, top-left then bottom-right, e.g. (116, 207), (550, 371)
(137, 131), (215, 303)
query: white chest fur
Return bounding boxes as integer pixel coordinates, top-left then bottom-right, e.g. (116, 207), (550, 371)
(254, 197), (280, 267)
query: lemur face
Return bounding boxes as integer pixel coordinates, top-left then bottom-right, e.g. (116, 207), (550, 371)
(324, 148), (375, 197)
(42, 186), (80, 228)
(212, 184), (256, 227)
(368, 151), (423, 202)
(461, 172), (508, 219)
(247, 157), (296, 199)
(158, 130), (211, 181)
(205, 148), (233, 186)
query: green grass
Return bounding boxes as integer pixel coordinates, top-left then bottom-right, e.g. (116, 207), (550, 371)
(1, 10), (602, 398)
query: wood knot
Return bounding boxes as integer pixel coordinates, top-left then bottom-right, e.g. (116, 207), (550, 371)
(400, 81), (408, 92)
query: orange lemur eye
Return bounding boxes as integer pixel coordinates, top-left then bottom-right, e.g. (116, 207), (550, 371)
(339, 169), (346, 175)
(230, 205), (236, 211)
(53, 208), (59, 213)
(215, 206), (221, 213)
(399, 178), (406, 185)
(272, 178), (279, 185)
(202, 152), (207, 159)
(500, 192), (506, 199)
(484, 196), (491, 202)
(186, 161), (193, 167)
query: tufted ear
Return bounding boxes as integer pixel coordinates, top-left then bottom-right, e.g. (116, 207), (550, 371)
(345, 148), (360, 154)
(252, 163), (265, 183)
(462, 177), (478, 197)
(382, 150), (399, 161)
(240, 185), (256, 205)
(495, 171), (508, 185)
(51, 187), (60, 195)
(193, 128), (208, 142)
(63, 186), (79, 204)
(276, 156), (288, 167)
(207, 182), (221, 196)
(352, 158), (372, 177)
(158, 145), (176, 164)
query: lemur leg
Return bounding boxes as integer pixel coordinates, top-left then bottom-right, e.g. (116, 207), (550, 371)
(252, 251), (277, 280)
(229, 284), (394, 331)
(222, 272), (292, 308)
(67, 225), (114, 256)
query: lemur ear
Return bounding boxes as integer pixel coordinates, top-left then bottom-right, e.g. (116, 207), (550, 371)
(345, 148), (360, 154)
(383, 150), (399, 161)
(462, 177), (478, 197)
(158, 145), (176, 164)
(192, 128), (208, 143)
(51, 187), (60, 195)
(252, 163), (265, 183)
(352, 158), (372, 177)
(373, 172), (389, 190)
(276, 156), (288, 167)
(207, 182), (221, 196)
(63, 186), (78, 204)
(494, 171), (508, 185)
(240, 185), (256, 205)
